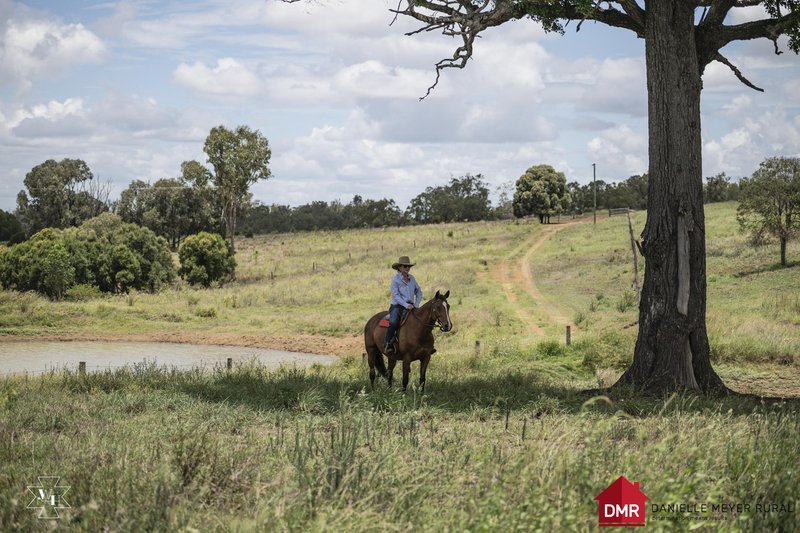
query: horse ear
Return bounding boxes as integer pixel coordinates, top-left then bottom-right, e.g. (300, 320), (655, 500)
(435, 290), (440, 298)
(444, 290), (450, 299)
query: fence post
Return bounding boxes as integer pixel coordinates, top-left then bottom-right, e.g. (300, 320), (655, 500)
(79, 362), (86, 375)
(227, 358), (232, 370)
(566, 325), (571, 346)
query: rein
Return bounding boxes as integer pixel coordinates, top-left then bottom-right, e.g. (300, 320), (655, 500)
(410, 303), (447, 331)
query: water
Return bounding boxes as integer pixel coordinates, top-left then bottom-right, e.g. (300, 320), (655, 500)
(0, 341), (337, 376)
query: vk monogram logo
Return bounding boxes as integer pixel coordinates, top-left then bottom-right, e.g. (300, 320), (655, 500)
(27, 476), (71, 519)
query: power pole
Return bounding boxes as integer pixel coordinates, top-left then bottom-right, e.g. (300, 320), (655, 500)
(592, 163), (597, 225)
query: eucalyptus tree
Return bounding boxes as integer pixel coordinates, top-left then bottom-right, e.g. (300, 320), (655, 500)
(16, 158), (109, 234)
(391, 1), (800, 394)
(203, 125), (272, 254)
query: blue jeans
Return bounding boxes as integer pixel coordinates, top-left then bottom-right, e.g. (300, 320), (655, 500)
(384, 304), (405, 347)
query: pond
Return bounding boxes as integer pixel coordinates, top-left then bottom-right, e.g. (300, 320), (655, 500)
(0, 341), (337, 376)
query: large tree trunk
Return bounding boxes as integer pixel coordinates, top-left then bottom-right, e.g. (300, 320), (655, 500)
(615, 1), (727, 395)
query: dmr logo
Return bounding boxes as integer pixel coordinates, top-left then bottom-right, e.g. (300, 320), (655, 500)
(594, 475), (649, 527)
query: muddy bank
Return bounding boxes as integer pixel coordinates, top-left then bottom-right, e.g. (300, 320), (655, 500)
(0, 332), (362, 357)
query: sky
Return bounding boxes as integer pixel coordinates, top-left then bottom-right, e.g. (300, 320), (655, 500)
(1, 0), (799, 212)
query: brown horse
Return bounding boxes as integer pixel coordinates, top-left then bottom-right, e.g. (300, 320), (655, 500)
(364, 290), (452, 391)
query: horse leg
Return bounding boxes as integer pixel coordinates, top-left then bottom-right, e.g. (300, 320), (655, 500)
(368, 357), (376, 389)
(402, 359), (411, 392)
(419, 354), (431, 392)
(386, 357), (397, 387)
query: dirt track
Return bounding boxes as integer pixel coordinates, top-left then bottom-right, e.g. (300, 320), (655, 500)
(491, 219), (586, 334)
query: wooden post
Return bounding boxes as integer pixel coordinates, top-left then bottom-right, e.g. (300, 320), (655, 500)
(474, 340), (481, 357)
(79, 362), (86, 375)
(566, 325), (571, 346)
(627, 210), (641, 301)
(312, 261), (316, 272)
(227, 358), (232, 370)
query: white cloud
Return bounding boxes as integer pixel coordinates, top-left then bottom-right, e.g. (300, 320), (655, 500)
(0, 9), (106, 89)
(173, 58), (263, 97)
(703, 105), (800, 178)
(587, 125), (647, 177)
(334, 60), (439, 99)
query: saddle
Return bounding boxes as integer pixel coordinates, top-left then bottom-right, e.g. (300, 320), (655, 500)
(378, 309), (410, 328)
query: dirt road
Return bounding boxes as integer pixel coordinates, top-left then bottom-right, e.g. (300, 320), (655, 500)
(491, 219), (586, 335)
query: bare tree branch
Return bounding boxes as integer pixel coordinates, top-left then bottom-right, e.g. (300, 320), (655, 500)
(393, 0), (642, 98)
(703, 9), (799, 50)
(714, 51), (765, 91)
(391, 0), (516, 98)
(617, 0), (646, 31)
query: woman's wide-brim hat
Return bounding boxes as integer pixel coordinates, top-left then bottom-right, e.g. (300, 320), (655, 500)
(392, 256), (416, 270)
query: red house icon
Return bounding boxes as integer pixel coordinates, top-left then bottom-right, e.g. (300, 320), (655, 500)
(595, 476), (649, 527)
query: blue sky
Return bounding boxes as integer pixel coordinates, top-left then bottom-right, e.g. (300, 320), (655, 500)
(1, 0), (798, 212)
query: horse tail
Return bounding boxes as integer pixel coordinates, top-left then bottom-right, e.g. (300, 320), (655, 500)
(365, 318), (387, 376)
(373, 350), (387, 375)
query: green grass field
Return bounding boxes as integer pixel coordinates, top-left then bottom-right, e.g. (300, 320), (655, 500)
(1, 202), (799, 531)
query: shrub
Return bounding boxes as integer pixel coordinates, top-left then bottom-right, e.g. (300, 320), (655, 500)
(537, 340), (565, 358)
(616, 290), (637, 313)
(39, 241), (75, 299)
(178, 232), (236, 287)
(194, 306), (217, 318)
(0, 229), (75, 299)
(0, 216), (176, 298)
(64, 284), (103, 301)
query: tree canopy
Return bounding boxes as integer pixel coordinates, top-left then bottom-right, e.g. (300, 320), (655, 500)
(406, 174), (491, 224)
(0, 210), (24, 244)
(737, 156), (800, 266)
(117, 176), (216, 249)
(16, 158), (109, 235)
(513, 165), (571, 223)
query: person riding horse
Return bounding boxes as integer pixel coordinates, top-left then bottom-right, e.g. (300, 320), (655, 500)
(384, 256), (422, 355)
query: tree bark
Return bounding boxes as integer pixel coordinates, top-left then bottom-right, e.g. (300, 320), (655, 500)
(615, 0), (727, 395)
(780, 236), (787, 266)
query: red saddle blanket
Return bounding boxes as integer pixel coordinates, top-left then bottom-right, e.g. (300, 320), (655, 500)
(378, 312), (409, 328)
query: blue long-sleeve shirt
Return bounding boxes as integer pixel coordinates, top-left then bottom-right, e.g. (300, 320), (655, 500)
(390, 271), (422, 308)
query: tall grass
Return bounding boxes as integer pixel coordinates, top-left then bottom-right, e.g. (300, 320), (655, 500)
(1, 363), (798, 531)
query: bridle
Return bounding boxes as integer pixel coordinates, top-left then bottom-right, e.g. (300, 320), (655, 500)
(411, 300), (450, 331)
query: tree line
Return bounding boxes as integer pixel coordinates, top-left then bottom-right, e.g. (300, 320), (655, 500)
(0, 122), (796, 297)
(1, 134), (746, 248)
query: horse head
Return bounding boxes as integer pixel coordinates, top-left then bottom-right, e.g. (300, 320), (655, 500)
(432, 290), (452, 332)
